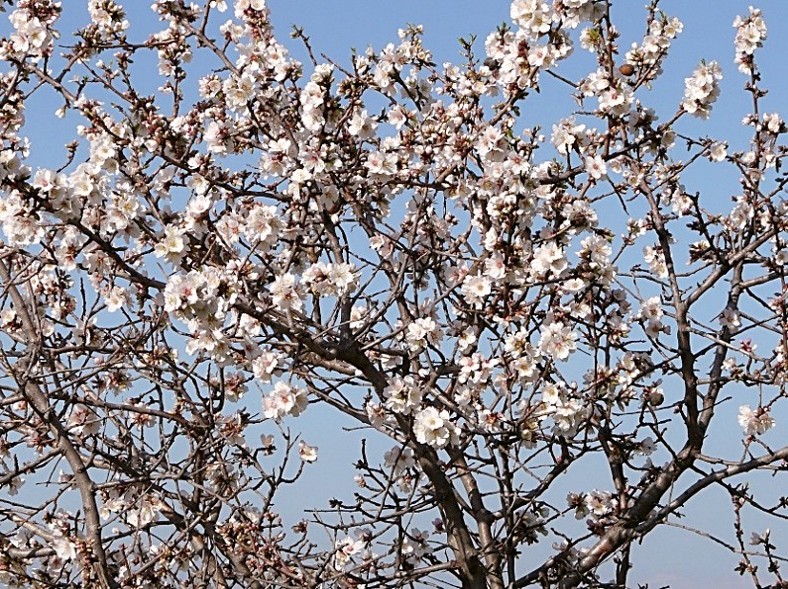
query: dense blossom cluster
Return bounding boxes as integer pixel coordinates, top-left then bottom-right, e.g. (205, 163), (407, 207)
(681, 60), (723, 119)
(0, 1), (785, 588)
(733, 6), (767, 74)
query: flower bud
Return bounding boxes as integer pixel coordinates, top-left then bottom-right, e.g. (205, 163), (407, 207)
(646, 389), (664, 406)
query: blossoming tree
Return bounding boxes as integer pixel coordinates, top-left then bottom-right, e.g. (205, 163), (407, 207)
(0, 0), (786, 587)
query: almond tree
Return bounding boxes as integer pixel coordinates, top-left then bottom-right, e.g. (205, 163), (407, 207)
(0, 1), (786, 588)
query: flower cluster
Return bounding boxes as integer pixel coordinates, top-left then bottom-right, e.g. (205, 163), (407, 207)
(569, 490), (614, 520)
(681, 60), (722, 119)
(623, 14), (683, 82)
(384, 376), (423, 415)
(333, 534), (368, 570)
(302, 262), (358, 297)
(263, 382), (309, 420)
(537, 383), (590, 436)
(638, 296), (669, 338)
(733, 7), (767, 74)
(3, 2), (59, 60)
(401, 528), (432, 566)
(738, 405), (775, 436)
(538, 320), (578, 361)
(413, 407), (460, 448)
(383, 445), (417, 491)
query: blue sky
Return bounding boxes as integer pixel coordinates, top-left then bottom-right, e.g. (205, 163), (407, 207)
(7, 1), (788, 587)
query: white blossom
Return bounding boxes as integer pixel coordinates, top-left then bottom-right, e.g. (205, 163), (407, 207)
(539, 321), (577, 361)
(298, 440), (318, 462)
(738, 405), (775, 436)
(263, 382), (308, 420)
(268, 273), (303, 312)
(681, 61), (722, 119)
(413, 407), (459, 448)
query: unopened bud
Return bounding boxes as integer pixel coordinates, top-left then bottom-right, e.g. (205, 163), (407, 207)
(646, 389), (664, 406)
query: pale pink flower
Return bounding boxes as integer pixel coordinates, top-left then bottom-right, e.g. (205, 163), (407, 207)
(268, 273), (303, 312)
(298, 440), (318, 462)
(413, 407), (459, 448)
(738, 405), (775, 436)
(584, 155), (607, 180)
(263, 382), (308, 420)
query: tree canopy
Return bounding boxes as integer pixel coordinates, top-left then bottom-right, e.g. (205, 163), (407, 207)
(0, 1), (786, 588)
